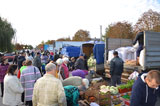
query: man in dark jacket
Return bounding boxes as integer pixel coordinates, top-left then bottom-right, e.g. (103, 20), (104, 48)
(17, 52), (26, 69)
(133, 31), (144, 65)
(33, 52), (42, 74)
(74, 54), (85, 70)
(130, 70), (160, 106)
(110, 51), (124, 86)
(13, 52), (19, 64)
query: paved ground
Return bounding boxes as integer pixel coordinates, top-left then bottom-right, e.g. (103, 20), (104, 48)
(0, 96), (5, 106)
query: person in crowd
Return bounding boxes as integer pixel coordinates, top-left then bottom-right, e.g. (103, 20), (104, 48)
(41, 53), (45, 64)
(41, 53), (48, 75)
(86, 70), (97, 83)
(56, 58), (63, 80)
(64, 85), (80, 106)
(26, 51), (30, 57)
(13, 52), (19, 64)
(56, 58), (63, 67)
(49, 60), (59, 78)
(32, 63), (66, 106)
(45, 53), (49, 64)
(50, 52), (54, 60)
(84, 55), (89, 70)
(17, 60), (27, 103)
(69, 57), (76, 71)
(133, 31), (144, 65)
(20, 60), (41, 106)
(47, 52), (53, 62)
(130, 70), (160, 106)
(18, 52), (26, 69)
(63, 78), (89, 105)
(110, 51), (124, 86)
(60, 57), (69, 80)
(33, 52), (42, 75)
(26, 53), (33, 62)
(17, 61), (27, 79)
(53, 52), (59, 62)
(75, 54), (85, 70)
(59, 48), (62, 55)
(3, 64), (24, 106)
(31, 51), (35, 58)
(0, 58), (9, 97)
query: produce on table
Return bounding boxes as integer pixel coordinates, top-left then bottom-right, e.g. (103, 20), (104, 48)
(100, 85), (119, 95)
(118, 80), (134, 90)
(112, 98), (122, 105)
(87, 55), (96, 68)
(88, 96), (97, 102)
(122, 94), (130, 100)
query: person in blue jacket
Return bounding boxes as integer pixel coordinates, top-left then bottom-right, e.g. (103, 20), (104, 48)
(130, 70), (160, 106)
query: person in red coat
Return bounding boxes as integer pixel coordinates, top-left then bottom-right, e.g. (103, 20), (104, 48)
(60, 57), (69, 80)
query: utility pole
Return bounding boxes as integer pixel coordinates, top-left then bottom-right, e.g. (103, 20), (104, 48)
(100, 25), (102, 41)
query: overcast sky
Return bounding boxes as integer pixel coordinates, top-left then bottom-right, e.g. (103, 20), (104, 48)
(0, 0), (160, 47)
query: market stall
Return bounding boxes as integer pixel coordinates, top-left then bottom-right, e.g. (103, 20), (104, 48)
(83, 79), (134, 106)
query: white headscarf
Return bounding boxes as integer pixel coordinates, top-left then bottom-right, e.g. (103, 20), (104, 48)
(56, 58), (63, 65)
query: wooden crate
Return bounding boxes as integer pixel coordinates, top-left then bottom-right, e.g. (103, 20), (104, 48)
(85, 87), (111, 106)
(99, 93), (111, 106)
(90, 81), (107, 90)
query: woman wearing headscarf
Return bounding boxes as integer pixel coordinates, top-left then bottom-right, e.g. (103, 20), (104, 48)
(60, 57), (69, 80)
(56, 58), (63, 80)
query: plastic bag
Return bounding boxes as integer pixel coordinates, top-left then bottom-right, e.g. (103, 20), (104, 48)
(133, 42), (139, 49)
(90, 102), (99, 106)
(128, 71), (139, 80)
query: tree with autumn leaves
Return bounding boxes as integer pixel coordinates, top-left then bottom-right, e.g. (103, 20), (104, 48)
(105, 21), (134, 39)
(72, 29), (91, 41)
(105, 9), (160, 39)
(56, 29), (91, 41)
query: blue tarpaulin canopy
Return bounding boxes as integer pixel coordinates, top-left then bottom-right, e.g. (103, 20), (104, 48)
(61, 46), (80, 57)
(93, 43), (105, 64)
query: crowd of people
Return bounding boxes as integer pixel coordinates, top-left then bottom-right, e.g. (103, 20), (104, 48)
(0, 42), (160, 106)
(0, 50), (91, 106)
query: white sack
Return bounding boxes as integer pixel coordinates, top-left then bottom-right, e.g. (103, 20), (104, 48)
(139, 49), (145, 67)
